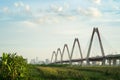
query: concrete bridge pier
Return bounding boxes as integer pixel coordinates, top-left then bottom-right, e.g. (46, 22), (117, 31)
(102, 59), (105, 65)
(78, 61), (83, 66)
(86, 59), (90, 65)
(92, 61), (96, 65)
(108, 59), (112, 66)
(113, 59), (117, 65)
(69, 58), (72, 65)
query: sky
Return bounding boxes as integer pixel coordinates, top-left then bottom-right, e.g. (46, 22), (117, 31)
(0, 0), (120, 62)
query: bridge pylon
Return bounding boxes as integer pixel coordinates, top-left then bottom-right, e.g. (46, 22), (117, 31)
(51, 51), (57, 63)
(56, 48), (62, 64)
(61, 44), (71, 64)
(86, 27), (105, 65)
(70, 38), (83, 65)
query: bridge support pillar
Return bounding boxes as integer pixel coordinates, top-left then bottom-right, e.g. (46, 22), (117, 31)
(108, 59), (112, 66)
(102, 59), (105, 65)
(69, 59), (72, 65)
(101, 57), (106, 65)
(92, 61), (96, 65)
(78, 61), (83, 66)
(86, 59), (90, 65)
(113, 59), (117, 66)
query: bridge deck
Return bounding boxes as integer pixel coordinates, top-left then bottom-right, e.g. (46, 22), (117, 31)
(53, 54), (120, 63)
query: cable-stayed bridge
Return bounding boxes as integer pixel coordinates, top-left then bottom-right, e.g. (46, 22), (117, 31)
(50, 28), (120, 66)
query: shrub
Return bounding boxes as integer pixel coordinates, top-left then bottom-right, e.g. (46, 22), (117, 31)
(0, 53), (29, 80)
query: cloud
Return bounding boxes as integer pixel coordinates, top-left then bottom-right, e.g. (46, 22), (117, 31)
(89, 7), (102, 17)
(92, 0), (101, 4)
(34, 18), (45, 24)
(21, 21), (37, 28)
(78, 7), (102, 17)
(14, 2), (24, 7)
(64, 3), (69, 9)
(33, 16), (60, 24)
(14, 2), (31, 12)
(55, 29), (80, 36)
(3, 7), (9, 13)
(14, 3), (19, 7)
(67, 16), (76, 21)
(52, 17), (60, 23)
(25, 5), (31, 12)
(50, 3), (69, 13)
(23, 15), (49, 25)
(50, 4), (64, 12)
(112, 5), (120, 10)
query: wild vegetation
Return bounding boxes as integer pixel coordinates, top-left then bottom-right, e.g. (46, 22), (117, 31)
(0, 53), (29, 80)
(36, 65), (120, 80)
(37, 66), (84, 79)
(0, 53), (120, 80)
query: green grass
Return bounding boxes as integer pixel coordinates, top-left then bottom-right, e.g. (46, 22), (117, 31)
(67, 66), (120, 80)
(27, 65), (43, 80)
(1, 64), (120, 80)
(32, 65), (120, 80)
(36, 66), (85, 80)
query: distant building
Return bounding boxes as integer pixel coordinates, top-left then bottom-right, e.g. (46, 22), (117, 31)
(30, 58), (45, 65)
(38, 61), (45, 64)
(36, 57), (38, 63)
(45, 59), (50, 64)
(30, 59), (36, 64)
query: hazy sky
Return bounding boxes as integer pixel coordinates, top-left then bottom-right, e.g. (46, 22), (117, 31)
(0, 0), (120, 62)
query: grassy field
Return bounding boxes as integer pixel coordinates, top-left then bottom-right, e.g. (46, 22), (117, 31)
(28, 65), (120, 80)
(1, 53), (119, 80)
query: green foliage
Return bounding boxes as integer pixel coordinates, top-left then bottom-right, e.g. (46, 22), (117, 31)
(1, 53), (120, 80)
(68, 66), (120, 80)
(37, 66), (84, 80)
(33, 65), (120, 80)
(40, 64), (70, 67)
(0, 53), (29, 80)
(28, 65), (44, 80)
